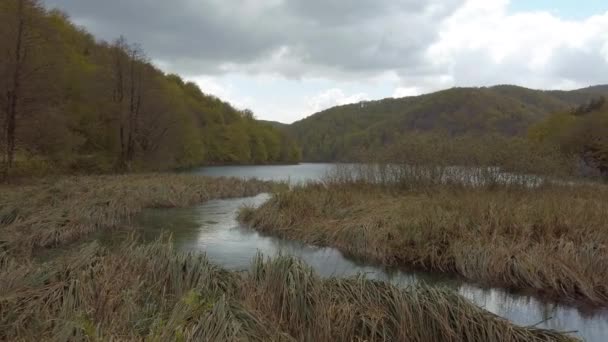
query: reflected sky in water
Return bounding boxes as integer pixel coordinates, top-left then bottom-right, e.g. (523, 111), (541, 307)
(130, 192), (608, 342)
(190, 163), (334, 184)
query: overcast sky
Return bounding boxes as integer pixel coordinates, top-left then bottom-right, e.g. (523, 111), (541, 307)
(45, 0), (608, 123)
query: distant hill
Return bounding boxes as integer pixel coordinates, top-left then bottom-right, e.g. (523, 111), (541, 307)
(286, 85), (608, 161)
(259, 120), (290, 129)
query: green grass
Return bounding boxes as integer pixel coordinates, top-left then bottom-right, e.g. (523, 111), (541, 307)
(240, 181), (608, 306)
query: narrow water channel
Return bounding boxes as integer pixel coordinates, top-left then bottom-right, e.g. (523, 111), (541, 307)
(139, 164), (608, 340)
(130, 193), (607, 342)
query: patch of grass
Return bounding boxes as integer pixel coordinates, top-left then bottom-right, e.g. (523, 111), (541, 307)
(0, 173), (582, 340)
(0, 238), (579, 341)
(240, 181), (608, 306)
(0, 174), (278, 257)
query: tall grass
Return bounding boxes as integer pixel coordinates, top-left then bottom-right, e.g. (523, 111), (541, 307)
(240, 179), (608, 306)
(0, 174), (278, 257)
(0, 237), (579, 341)
(0, 173), (583, 340)
(325, 163), (547, 189)
(0, 237), (282, 341)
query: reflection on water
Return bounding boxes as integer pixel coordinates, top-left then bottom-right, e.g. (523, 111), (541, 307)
(125, 194), (608, 342)
(190, 163), (547, 188)
(190, 163), (334, 184)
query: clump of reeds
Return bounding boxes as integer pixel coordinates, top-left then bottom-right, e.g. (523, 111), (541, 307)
(0, 236), (284, 341)
(0, 237), (579, 341)
(240, 179), (608, 306)
(0, 174), (278, 257)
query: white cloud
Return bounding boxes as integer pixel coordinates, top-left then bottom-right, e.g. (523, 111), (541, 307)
(393, 87), (422, 98)
(187, 75), (257, 112)
(185, 0), (608, 122)
(51, 0), (608, 122)
(188, 76), (231, 99)
(307, 89), (370, 113)
(427, 0), (608, 90)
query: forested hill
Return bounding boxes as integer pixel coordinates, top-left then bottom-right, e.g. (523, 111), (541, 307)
(0, 0), (300, 177)
(288, 85), (608, 161)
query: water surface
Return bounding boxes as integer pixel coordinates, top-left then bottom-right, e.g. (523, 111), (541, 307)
(191, 163), (545, 187)
(191, 163), (334, 184)
(132, 194), (607, 342)
(138, 164), (608, 340)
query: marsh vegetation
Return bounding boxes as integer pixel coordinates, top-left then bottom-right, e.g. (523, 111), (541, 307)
(240, 165), (608, 306)
(0, 174), (582, 341)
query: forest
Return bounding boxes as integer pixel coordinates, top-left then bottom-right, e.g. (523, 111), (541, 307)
(286, 85), (608, 178)
(0, 0), (301, 179)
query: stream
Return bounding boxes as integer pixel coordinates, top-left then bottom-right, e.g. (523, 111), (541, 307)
(136, 164), (608, 341)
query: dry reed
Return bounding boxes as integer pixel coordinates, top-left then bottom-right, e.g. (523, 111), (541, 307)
(0, 173), (584, 341)
(0, 173), (277, 257)
(240, 180), (608, 306)
(0, 238), (580, 341)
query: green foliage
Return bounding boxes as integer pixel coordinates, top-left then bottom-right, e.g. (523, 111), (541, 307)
(0, 0), (300, 177)
(288, 85), (607, 162)
(531, 97), (608, 177)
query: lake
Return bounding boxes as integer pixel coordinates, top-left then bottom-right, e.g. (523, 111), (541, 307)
(190, 163), (335, 183)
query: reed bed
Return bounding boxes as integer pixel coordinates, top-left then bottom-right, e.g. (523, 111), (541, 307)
(0, 237), (579, 341)
(240, 180), (608, 306)
(0, 173), (583, 340)
(0, 173), (277, 257)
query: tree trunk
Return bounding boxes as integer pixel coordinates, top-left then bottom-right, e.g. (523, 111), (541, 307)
(3, 0), (25, 179)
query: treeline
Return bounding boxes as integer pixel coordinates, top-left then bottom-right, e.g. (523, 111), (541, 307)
(352, 133), (574, 178)
(530, 97), (608, 177)
(348, 99), (608, 179)
(288, 85), (607, 164)
(0, 0), (300, 178)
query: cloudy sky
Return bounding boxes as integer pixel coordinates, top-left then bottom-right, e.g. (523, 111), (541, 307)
(46, 0), (608, 123)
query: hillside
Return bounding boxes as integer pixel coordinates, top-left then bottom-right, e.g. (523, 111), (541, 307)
(288, 85), (608, 161)
(0, 0), (300, 177)
(259, 120), (290, 129)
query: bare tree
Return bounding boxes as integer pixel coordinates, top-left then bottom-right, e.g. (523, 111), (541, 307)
(0, 0), (49, 179)
(111, 37), (147, 170)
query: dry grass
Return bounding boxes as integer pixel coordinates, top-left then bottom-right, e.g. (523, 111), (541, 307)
(0, 173), (583, 340)
(240, 181), (608, 306)
(0, 237), (579, 341)
(0, 174), (277, 257)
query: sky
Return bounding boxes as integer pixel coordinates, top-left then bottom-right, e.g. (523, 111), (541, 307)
(45, 0), (608, 123)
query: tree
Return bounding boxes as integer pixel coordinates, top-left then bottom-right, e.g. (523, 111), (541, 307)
(111, 36), (147, 170)
(0, 0), (301, 177)
(0, 0), (62, 178)
(2, 0), (32, 177)
(531, 97), (608, 178)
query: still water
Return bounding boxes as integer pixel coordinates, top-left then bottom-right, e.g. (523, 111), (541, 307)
(190, 163), (334, 183)
(142, 164), (606, 341)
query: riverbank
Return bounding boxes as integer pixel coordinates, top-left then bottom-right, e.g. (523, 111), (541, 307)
(0, 174), (580, 341)
(1, 237), (577, 341)
(240, 181), (608, 306)
(0, 174), (279, 258)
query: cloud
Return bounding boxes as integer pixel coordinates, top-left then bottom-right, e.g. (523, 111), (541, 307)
(427, 0), (608, 90)
(393, 87), (422, 98)
(44, 0), (608, 122)
(307, 89), (370, 113)
(45, 0), (464, 78)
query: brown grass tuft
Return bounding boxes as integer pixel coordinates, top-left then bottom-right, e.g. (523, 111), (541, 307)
(0, 174), (277, 257)
(240, 181), (608, 306)
(0, 238), (580, 341)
